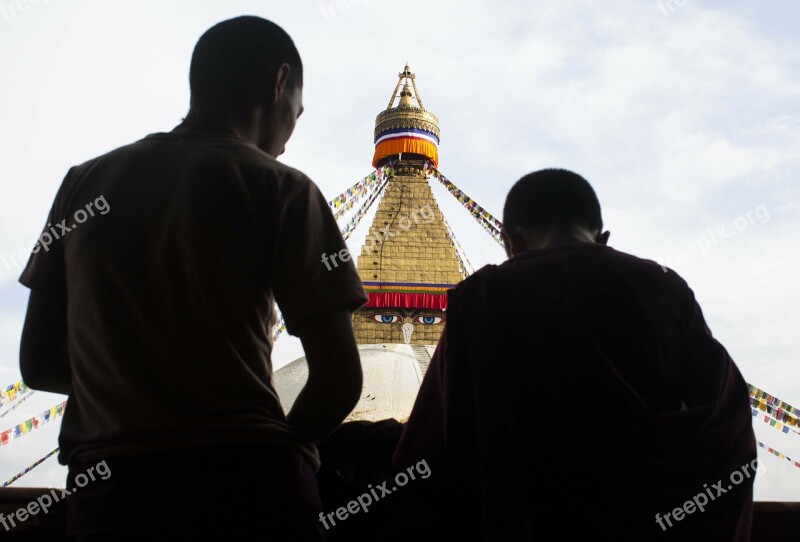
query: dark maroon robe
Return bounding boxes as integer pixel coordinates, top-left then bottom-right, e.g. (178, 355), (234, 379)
(394, 243), (756, 541)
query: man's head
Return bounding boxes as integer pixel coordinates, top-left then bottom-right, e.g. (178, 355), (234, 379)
(189, 16), (304, 156)
(501, 168), (609, 257)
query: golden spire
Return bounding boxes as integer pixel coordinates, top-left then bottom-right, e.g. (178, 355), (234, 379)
(386, 63), (426, 110)
(398, 83), (415, 108)
(373, 64), (440, 167)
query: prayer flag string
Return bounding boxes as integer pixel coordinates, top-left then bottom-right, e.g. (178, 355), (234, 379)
(748, 384), (800, 418)
(424, 163), (504, 247)
(2, 448), (59, 487)
(341, 176), (391, 242)
(0, 381), (29, 407)
(272, 313), (287, 342)
(749, 396), (800, 433)
(752, 407), (800, 439)
(0, 401), (67, 447)
(328, 164), (395, 220)
(0, 389), (36, 418)
(754, 430), (800, 469)
(441, 212), (474, 277)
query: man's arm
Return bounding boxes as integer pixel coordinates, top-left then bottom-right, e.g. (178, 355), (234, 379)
(287, 309), (363, 443)
(20, 289), (70, 395)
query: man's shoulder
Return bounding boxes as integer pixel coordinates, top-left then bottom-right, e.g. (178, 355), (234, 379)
(511, 244), (691, 285)
(68, 137), (150, 173)
(451, 245), (694, 298)
(447, 264), (499, 305)
(69, 132), (315, 189)
(600, 246), (693, 292)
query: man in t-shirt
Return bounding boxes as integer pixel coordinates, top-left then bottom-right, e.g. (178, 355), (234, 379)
(19, 16), (366, 540)
(393, 169), (756, 540)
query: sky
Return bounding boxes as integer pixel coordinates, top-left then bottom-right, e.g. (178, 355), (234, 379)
(0, 0), (798, 501)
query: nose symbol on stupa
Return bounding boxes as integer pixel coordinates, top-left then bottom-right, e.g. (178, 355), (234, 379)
(402, 323), (414, 344)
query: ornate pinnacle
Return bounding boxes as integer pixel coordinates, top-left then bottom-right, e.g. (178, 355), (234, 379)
(386, 64), (425, 110)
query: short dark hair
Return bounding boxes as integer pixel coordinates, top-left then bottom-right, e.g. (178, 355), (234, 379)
(189, 16), (303, 110)
(503, 169), (603, 232)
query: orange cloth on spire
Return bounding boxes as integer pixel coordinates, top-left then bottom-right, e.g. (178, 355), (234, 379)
(372, 138), (438, 167)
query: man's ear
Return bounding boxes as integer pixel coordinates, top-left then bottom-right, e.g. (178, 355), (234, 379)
(597, 230), (611, 245)
(272, 63), (291, 105)
(501, 228), (525, 258)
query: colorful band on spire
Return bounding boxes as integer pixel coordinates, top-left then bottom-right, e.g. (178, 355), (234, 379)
(373, 138), (438, 168)
(375, 127), (440, 145)
(362, 281), (456, 310)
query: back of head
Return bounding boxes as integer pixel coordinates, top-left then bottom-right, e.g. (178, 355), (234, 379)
(503, 168), (603, 233)
(189, 16), (303, 112)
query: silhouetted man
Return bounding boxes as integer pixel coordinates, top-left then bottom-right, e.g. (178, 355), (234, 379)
(394, 169), (756, 541)
(19, 16), (366, 540)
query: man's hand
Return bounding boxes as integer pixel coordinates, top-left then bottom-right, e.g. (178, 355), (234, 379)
(287, 309), (362, 443)
(20, 289), (71, 395)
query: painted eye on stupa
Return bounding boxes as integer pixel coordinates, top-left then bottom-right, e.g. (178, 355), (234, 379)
(414, 316), (443, 325)
(372, 314), (400, 324)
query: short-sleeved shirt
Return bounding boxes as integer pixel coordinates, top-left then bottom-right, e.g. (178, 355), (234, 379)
(20, 125), (367, 469)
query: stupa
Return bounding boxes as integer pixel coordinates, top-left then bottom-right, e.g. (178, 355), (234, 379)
(275, 65), (466, 421)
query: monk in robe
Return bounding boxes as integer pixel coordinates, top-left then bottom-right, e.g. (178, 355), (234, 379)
(393, 169), (756, 541)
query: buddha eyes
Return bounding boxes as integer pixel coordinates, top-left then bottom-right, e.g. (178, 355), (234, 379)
(370, 315), (444, 324)
(414, 316), (443, 325)
(372, 314), (400, 324)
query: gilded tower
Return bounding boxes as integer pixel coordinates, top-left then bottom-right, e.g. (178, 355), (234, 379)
(352, 65), (466, 347)
(276, 65), (475, 419)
